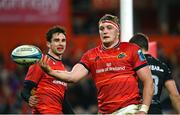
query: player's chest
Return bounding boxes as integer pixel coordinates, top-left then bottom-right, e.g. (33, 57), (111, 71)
(48, 60), (65, 70)
(43, 61), (65, 78)
(91, 50), (131, 69)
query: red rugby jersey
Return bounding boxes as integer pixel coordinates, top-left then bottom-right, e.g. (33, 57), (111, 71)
(80, 42), (148, 114)
(25, 54), (67, 114)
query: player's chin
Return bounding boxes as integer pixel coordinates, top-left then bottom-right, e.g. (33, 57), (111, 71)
(56, 49), (65, 54)
(102, 40), (111, 44)
(56, 51), (64, 55)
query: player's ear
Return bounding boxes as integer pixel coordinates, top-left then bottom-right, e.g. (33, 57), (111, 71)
(46, 42), (50, 48)
(116, 32), (120, 38)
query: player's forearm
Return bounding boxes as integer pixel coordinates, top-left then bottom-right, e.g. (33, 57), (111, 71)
(49, 70), (76, 83)
(21, 80), (37, 103)
(170, 94), (180, 113)
(47, 64), (87, 83)
(139, 80), (153, 114)
(142, 80), (154, 107)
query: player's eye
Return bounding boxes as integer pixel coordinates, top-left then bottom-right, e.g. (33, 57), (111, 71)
(53, 38), (60, 42)
(61, 38), (66, 42)
(107, 25), (113, 30)
(99, 26), (104, 31)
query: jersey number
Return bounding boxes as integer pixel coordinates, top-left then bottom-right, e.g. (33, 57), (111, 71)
(152, 75), (159, 95)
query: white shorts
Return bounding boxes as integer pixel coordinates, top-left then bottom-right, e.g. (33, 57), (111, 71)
(112, 104), (140, 115)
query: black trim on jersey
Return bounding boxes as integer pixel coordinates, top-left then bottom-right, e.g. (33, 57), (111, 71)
(78, 62), (90, 72)
(114, 40), (121, 48)
(47, 53), (62, 61)
(21, 80), (37, 103)
(134, 63), (148, 71)
(144, 54), (151, 57)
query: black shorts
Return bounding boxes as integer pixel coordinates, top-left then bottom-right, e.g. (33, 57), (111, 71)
(148, 104), (162, 114)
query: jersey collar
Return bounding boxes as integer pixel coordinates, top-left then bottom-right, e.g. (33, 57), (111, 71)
(101, 40), (121, 51)
(47, 53), (62, 62)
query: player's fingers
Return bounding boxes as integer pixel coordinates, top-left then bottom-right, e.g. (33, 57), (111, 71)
(41, 55), (45, 63)
(31, 88), (36, 95)
(29, 96), (38, 107)
(28, 103), (34, 108)
(29, 102), (37, 108)
(43, 55), (47, 62)
(39, 54), (44, 62)
(41, 55), (50, 64)
(45, 55), (50, 63)
(29, 96), (38, 103)
(39, 54), (44, 64)
(43, 56), (50, 67)
(47, 57), (50, 63)
(40, 55), (47, 65)
(38, 55), (52, 73)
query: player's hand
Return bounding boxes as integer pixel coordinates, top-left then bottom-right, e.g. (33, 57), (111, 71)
(39, 55), (51, 74)
(136, 111), (147, 115)
(28, 95), (38, 108)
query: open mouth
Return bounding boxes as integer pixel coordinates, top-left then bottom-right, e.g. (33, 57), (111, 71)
(103, 36), (110, 39)
(57, 47), (64, 52)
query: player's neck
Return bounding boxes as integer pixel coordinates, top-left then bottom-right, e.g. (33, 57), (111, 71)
(142, 49), (148, 54)
(48, 52), (62, 60)
(103, 39), (120, 49)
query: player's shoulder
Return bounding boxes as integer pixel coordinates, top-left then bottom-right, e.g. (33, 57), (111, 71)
(157, 59), (169, 69)
(145, 54), (161, 63)
(28, 62), (41, 70)
(145, 54), (156, 60)
(152, 56), (167, 66)
(146, 54), (170, 69)
(120, 42), (140, 52)
(120, 42), (140, 48)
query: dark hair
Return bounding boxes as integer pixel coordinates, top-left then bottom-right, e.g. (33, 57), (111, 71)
(99, 14), (120, 28)
(46, 26), (66, 42)
(129, 33), (149, 51)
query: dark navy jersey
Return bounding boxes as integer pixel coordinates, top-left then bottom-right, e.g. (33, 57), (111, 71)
(139, 54), (172, 113)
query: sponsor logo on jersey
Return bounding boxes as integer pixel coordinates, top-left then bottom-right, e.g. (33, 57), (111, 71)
(53, 80), (67, 86)
(150, 65), (164, 72)
(96, 66), (126, 73)
(118, 52), (126, 58)
(138, 49), (146, 61)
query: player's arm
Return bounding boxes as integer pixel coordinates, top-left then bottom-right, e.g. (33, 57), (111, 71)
(165, 80), (180, 113)
(40, 55), (89, 83)
(136, 66), (154, 113)
(48, 64), (88, 83)
(21, 64), (42, 108)
(21, 80), (38, 107)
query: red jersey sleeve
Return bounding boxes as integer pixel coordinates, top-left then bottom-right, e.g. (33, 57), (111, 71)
(131, 44), (148, 71)
(79, 50), (91, 72)
(25, 63), (43, 83)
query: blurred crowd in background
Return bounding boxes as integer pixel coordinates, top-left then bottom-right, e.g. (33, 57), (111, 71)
(0, 0), (180, 114)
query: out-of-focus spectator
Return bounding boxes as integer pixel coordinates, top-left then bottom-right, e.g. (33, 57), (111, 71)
(0, 51), (31, 113)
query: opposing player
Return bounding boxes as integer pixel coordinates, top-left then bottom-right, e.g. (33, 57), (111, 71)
(40, 14), (154, 114)
(21, 26), (74, 114)
(129, 33), (180, 114)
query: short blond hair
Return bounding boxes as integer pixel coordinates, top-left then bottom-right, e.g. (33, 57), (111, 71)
(99, 14), (120, 28)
